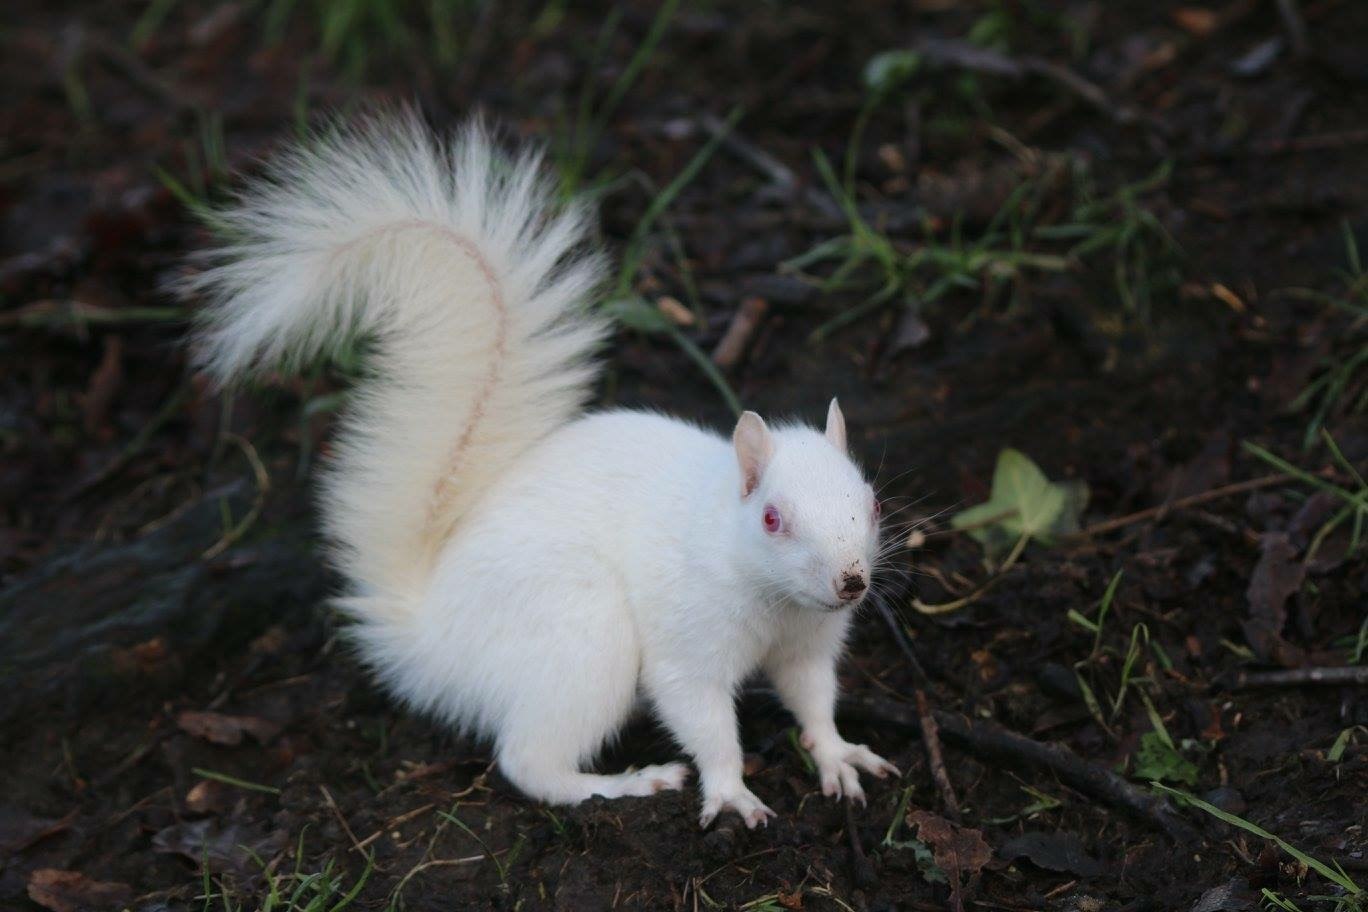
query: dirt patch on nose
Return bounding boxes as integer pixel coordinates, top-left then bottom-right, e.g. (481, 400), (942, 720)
(840, 572), (865, 594)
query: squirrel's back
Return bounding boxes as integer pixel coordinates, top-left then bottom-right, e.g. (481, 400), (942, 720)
(187, 111), (608, 610)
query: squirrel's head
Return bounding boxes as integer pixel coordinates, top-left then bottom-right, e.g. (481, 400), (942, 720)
(732, 399), (880, 612)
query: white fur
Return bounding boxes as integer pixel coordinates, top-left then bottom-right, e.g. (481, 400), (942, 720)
(190, 112), (898, 828)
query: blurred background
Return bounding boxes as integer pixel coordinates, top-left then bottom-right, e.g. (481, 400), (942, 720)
(2, 2), (1366, 910)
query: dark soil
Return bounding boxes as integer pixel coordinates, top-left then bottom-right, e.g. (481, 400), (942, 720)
(3, 2), (1367, 911)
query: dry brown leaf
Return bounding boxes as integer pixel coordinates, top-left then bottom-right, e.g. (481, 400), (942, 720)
(1242, 532), (1307, 667)
(185, 779), (234, 815)
(27, 869), (132, 912)
(175, 710), (282, 746)
(0, 807), (76, 855)
(907, 808), (992, 885)
(1171, 7), (1219, 37)
(153, 819), (287, 876)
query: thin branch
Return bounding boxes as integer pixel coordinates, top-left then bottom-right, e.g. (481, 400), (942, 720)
(1070, 473), (1291, 539)
(1232, 666), (1368, 689)
(915, 690), (960, 821)
(839, 694), (1198, 841)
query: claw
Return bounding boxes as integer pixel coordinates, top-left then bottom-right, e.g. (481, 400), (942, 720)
(807, 736), (899, 804)
(698, 785), (774, 830)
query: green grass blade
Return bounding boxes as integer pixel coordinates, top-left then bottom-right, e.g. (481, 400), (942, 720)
(1152, 783), (1362, 894)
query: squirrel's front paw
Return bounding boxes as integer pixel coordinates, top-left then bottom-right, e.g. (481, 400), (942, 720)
(803, 734), (900, 805)
(698, 783), (775, 829)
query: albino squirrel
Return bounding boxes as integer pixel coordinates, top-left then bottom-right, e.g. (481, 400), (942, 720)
(190, 112), (897, 828)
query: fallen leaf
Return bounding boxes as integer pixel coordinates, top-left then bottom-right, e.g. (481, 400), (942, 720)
(951, 449), (1088, 559)
(27, 869), (132, 912)
(1191, 876), (1258, 912)
(906, 809), (992, 885)
(0, 807), (76, 855)
(1158, 432), (1231, 501)
(1132, 731), (1200, 786)
(888, 310), (932, 357)
(1242, 532), (1306, 666)
(176, 710), (282, 747)
(185, 779), (234, 815)
(153, 818), (287, 876)
(999, 830), (1105, 877)
(1171, 7), (1219, 37)
(1289, 492), (1350, 575)
(110, 636), (171, 675)
(248, 625), (289, 655)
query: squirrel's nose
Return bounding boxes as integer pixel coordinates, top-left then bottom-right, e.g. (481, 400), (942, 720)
(837, 572), (867, 601)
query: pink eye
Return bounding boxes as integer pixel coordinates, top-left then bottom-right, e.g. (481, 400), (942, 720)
(763, 504), (784, 534)
(872, 499), (882, 522)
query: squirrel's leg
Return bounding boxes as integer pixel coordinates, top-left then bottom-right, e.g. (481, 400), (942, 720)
(491, 578), (690, 805)
(766, 632), (900, 804)
(648, 674), (774, 829)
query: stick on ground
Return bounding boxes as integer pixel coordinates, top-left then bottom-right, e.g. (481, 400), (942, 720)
(711, 297), (768, 371)
(1232, 666), (1368, 689)
(915, 690), (961, 821)
(840, 695), (1199, 841)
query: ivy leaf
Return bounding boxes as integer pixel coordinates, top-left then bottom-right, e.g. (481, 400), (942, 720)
(864, 50), (922, 96)
(951, 449), (1089, 559)
(1131, 731), (1199, 786)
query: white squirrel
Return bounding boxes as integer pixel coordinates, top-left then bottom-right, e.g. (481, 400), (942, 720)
(189, 112), (898, 828)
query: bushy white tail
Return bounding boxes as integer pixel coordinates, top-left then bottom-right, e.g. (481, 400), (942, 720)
(189, 111), (607, 608)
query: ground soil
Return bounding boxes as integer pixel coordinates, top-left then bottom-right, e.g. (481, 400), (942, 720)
(2, 2), (1367, 911)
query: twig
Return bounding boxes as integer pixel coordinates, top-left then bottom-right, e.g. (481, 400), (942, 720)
(1232, 666), (1368, 689)
(839, 695), (1198, 841)
(922, 508), (1016, 540)
(871, 594), (933, 687)
(319, 785), (374, 866)
(1251, 128), (1368, 156)
(698, 114), (843, 220)
(1069, 473), (1291, 539)
(64, 385), (191, 500)
(92, 730), (171, 789)
(915, 690), (960, 821)
(202, 433), (270, 559)
(844, 802), (879, 890)
(1274, 0), (1310, 57)
(1, 300), (186, 330)
(90, 33), (196, 113)
(913, 37), (1139, 124)
(699, 113), (797, 190)
(1019, 58), (1117, 118)
(354, 802), (438, 852)
(914, 475), (1295, 615)
(911, 529), (1028, 614)
(711, 296), (768, 370)
(388, 855), (485, 905)
(452, 0), (498, 99)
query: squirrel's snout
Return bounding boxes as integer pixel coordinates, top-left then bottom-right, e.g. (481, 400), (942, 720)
(836, 571), (868, 601)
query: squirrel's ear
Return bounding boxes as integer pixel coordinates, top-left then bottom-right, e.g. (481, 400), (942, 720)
(733, 411), (774, 498)
(824, 398), (847, 453)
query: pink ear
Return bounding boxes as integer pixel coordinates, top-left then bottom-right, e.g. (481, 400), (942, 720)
(733, 411), (774, 497)
(825, 398), (847, 453)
